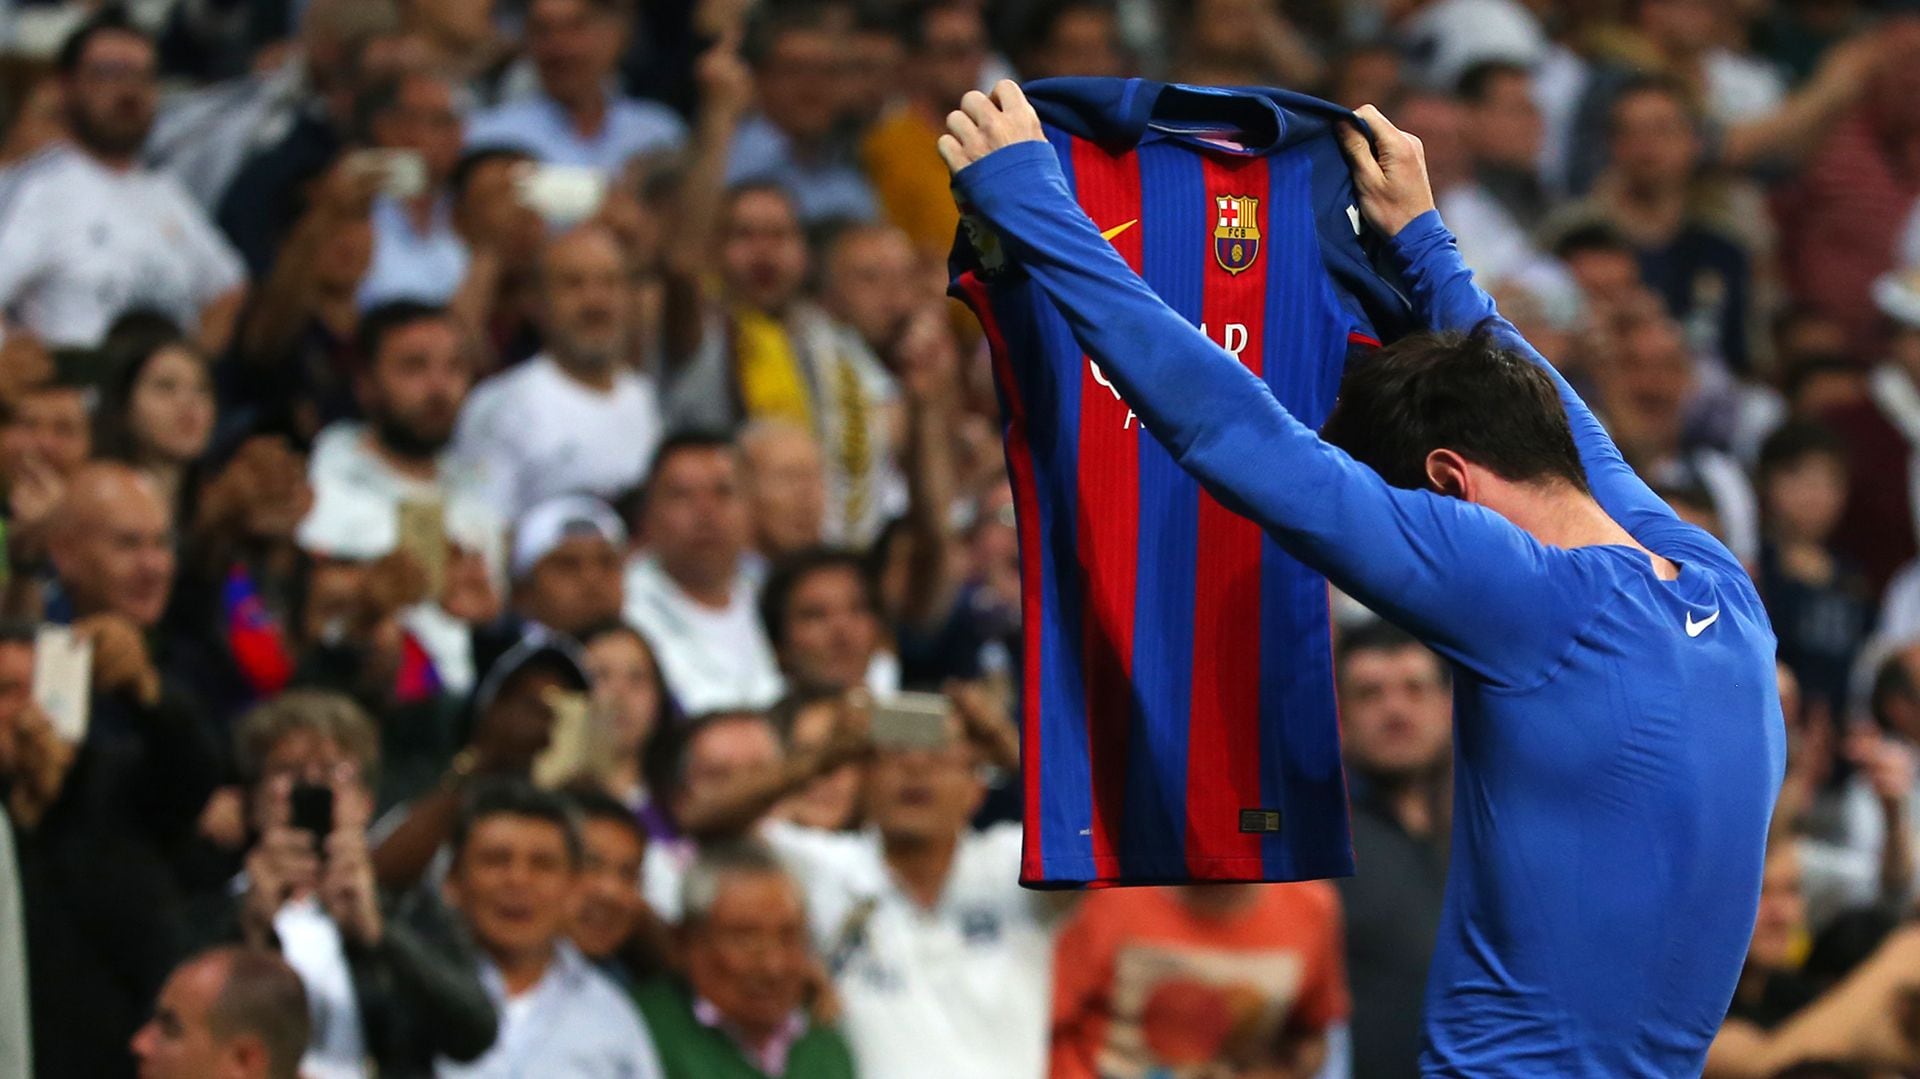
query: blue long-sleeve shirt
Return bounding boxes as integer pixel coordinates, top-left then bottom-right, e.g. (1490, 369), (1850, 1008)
(955, 139), (1784, 1076)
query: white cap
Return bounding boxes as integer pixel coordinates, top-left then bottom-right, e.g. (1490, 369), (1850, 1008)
(510, 495), (626, 581)
(1874, 267), (1920, 329)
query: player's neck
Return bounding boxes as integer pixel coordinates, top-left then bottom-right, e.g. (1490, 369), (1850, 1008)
(1490, 485), (1679, 580)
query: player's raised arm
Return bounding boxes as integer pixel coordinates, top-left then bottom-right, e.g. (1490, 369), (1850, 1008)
(943, 83), (1593, 686)
(1334, 108), (1704, 558)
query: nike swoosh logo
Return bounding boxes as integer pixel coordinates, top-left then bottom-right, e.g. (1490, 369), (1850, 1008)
(1100, 219), (1138, 242)
(1684, 609), (1720, 637)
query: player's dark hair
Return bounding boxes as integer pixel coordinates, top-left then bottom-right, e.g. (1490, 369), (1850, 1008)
(57, 7), (147, 75)
(1336, 620), (1449, 686)
(759, 546), (880, 651)
(1455, 60), (1529, 103)
(1320, 324), (1590, 495)
(1756, 420), (1846, 484)
(358, 299), (450, 363)
(452, 779), (585, 869)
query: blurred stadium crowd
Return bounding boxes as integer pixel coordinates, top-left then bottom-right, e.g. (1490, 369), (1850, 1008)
(1, 0), (1919, 1076)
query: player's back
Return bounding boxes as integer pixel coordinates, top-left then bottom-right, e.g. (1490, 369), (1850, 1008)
(1423, 540), (1784, 1077)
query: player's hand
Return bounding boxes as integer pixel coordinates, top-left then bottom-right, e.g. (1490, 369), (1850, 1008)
(938, 80), (1046, 176)
(1335, 104), (1437, 240)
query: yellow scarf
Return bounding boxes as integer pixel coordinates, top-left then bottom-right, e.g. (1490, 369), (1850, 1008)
(733, 308), (812, 427)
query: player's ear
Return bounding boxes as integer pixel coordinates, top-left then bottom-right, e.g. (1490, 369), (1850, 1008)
(1423, 449), (1472, 500)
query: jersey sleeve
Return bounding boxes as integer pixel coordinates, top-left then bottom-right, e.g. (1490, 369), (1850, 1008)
(952, 141), (1594, 686)
(1386, 211), (1746, 579)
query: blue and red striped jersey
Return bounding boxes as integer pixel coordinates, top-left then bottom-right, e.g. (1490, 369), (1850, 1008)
(950, 79), (1413, 887)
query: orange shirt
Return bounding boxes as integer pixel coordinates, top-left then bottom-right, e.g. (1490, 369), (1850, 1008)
(860, 104), (959, 260)
(1051, 884), (1349, 1079)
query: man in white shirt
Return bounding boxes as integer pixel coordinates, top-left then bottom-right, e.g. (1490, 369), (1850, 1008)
(464, 0), (685, 171)
(439, 781), (664, 1079)
(736, 688), (1051, 1079)
(453, 223), (663, 518)
(624, 434), (783, 713)
(0, 13), (246, 350)
(308, 301), (505, 580)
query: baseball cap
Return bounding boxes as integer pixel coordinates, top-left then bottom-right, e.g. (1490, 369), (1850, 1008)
(472, 624), (591, 716)
(510, 495), (626, 581)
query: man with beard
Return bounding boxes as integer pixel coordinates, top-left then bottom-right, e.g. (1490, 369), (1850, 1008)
(306, 301), (504, 575)
(455, 224), (664, 518)
(0, 12), (246, 351)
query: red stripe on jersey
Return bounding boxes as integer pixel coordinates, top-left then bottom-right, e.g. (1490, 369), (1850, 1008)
(1187, 153), (1273, 877)
(1069, 137), (1144, 873)
(955, 273), (1049, 881)
(1348, 330), (1381, 349)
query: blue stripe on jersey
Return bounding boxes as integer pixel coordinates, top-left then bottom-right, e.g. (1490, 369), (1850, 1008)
(1024, 125), (1095, 878)
(1259, 150), (1355, 879)
(1121, 137), (1206, 881)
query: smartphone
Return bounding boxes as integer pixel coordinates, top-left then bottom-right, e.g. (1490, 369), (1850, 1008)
(289, 783), (335, 841)
(346, 148), (428, 200)
(31, 624), (92, 745)
(396, 498), (448, 600)
(514, 163), (607, 225)
(870, 692), (953, 750)
(532, 686), (594, 789)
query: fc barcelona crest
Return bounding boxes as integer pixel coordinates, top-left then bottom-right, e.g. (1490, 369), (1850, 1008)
(1213, 195), (1261, 275)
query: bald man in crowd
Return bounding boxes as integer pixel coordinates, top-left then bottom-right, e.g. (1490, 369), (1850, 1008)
(455, 225), (665, 518)
(132, 947), (312, 1079)
(47, 462), (176, 629)
(740, 420), (829, 560)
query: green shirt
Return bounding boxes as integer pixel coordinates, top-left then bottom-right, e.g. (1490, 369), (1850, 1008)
(632, 978), (858, 1079)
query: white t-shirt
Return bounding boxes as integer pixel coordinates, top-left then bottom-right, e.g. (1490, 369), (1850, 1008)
(308, 421), (507, 569)
(623, 555), (783, 714)
(275, 897), (367, 1079)
(0, 144), (245, 346)
(452, 354), (662, 519)
(763, 820), (1055, 1079)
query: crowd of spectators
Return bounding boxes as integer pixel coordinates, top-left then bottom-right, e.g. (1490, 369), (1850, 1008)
(3, 0), (1920, 1076)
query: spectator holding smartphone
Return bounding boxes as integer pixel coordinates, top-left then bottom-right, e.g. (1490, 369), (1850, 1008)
(670, 682), (1048, 1079)
(213, 690), (496, 1079)
(16, 610), (222, 1079)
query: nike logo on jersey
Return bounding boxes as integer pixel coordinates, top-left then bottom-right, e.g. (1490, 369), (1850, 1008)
(1100, 219), (1138, 242)
(1685, 609), (1720, 637)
